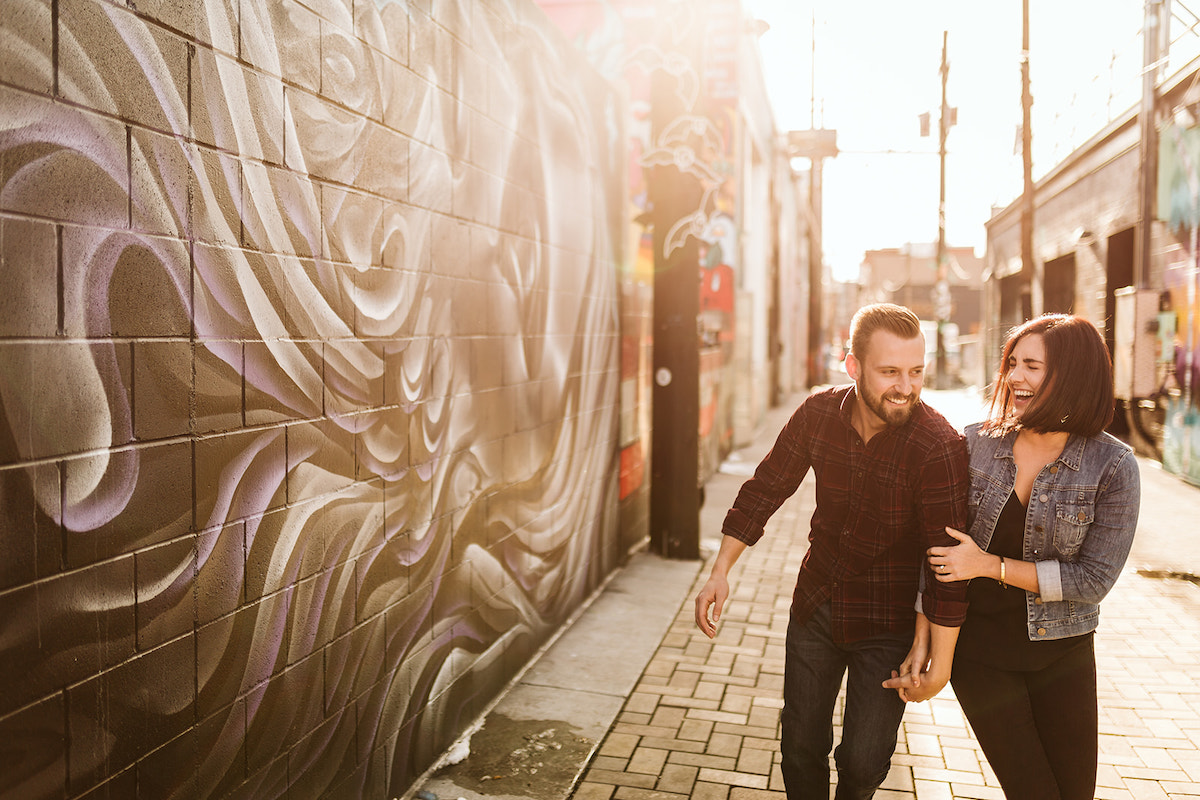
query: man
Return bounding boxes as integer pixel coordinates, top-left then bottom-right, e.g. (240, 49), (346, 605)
(694, 303), (968, 799)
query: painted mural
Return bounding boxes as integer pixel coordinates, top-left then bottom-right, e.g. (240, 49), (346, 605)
(1157, 122), (1200, 484)
(537, 0), (741, 491)
(0, 0), (627, 797)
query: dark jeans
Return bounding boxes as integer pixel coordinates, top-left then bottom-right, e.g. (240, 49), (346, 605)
(951, 637), (1098, 800)
(781, 603), (910, 800)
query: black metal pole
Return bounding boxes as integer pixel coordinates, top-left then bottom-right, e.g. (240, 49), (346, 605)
(648, 66), (702, 561)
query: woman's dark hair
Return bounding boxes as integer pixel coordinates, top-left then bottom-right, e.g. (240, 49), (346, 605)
(984, 314), (1115, 436)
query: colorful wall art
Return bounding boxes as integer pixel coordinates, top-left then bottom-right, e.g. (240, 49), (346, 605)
(0, 0), (630, 796)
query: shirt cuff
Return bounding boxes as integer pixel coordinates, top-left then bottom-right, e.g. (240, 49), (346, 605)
(920, 592), (968, 627)
(721, 508), (765, 546)
(1035, 560), (1063, 602)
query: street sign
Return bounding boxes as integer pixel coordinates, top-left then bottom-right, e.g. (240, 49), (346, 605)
(787, 129), (838, 160)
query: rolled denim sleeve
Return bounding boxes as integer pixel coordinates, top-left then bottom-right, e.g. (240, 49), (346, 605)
(917, 432), (970, 626)
(1036, 449), (1141, 604)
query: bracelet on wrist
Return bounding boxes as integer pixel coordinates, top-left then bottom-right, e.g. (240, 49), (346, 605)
(998, 556), (1007, 588)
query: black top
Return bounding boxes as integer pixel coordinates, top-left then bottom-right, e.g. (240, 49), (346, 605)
(957, 491), (1091, 671)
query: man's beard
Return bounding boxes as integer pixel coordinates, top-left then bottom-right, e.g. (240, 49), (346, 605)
(861, 385), (918, 427)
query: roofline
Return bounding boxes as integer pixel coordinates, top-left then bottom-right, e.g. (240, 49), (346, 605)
(986, 51), (1200, 232)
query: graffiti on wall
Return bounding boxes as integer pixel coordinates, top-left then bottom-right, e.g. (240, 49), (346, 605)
(537, 0), (741, 497)
(1155, 122), (1200, 484)
(0, 0), (625, 796)
(1160, 252), (1200, 483)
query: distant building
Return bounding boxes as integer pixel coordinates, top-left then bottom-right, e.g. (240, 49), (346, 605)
(858, 244), (985, 386)
(858, 243), (984, 335)
(825, 279), (862, 373)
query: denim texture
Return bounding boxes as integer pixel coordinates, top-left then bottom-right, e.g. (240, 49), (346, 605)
(964, 423), (1141, 640)
(781, 603), (910, 799)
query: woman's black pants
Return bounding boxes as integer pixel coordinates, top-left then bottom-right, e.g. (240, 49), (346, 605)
(950, 637), (1098, 800)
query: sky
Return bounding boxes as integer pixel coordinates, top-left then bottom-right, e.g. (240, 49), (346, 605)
(741, 0), (1171, 281)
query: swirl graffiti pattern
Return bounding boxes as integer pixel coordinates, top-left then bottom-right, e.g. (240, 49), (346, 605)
(0, 0), (624, 796)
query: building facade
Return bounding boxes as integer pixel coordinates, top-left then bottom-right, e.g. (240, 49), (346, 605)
(984, 53), (1200, 482)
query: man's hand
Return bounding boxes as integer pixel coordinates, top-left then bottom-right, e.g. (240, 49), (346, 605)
(695, 536), (747, 639)
(694, 574), (729, 638)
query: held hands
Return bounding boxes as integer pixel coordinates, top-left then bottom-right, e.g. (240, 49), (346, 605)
(927, 527), (988, 582)
(883, 668), (949, 703)
(881, 631), (947, 702)
(694, 573), (729, 639)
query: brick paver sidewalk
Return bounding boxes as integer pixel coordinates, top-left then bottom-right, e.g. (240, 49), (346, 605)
(571, 477), (1200, 800)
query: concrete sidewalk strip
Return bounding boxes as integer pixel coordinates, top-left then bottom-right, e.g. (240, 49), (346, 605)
(419, 550), (702, 800)
(572, 404), (1200, 799)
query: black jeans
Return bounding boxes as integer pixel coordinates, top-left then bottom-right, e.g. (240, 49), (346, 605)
(951, 637), (1098, 800)
(780, 603), (911, 799)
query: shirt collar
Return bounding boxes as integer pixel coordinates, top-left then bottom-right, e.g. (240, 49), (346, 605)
(837, 383), (857, 422)
(995, 429), (1084, 471)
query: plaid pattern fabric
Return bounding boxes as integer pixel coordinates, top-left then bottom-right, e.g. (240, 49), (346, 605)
(723, 384), (970, 643)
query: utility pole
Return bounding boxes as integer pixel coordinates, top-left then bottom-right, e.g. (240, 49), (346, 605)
(1020, 0), (1034, 320)
(790, 129), (838, 387)
(809, 158), (826, 387)
(799, 13), (836, 388)
(807, 12), (826, 388)
(1137, 0), (1167, 288)
(934, 30), (951, 389)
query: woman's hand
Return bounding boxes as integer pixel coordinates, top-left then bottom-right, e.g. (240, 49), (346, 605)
(927, 527), (991, 582)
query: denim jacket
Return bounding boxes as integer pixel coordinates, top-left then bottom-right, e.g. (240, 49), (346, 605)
(964, 422), (1141, 641)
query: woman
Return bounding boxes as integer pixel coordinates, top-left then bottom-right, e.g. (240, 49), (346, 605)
(902, 314), (1141, 800)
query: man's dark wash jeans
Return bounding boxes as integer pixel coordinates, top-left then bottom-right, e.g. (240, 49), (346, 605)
(781, 602), (911, 799)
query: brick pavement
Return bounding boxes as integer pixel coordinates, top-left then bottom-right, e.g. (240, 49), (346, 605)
(571, 460), (1200, 800)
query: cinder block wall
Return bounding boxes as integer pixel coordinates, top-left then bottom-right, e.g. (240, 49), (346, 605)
(0, 0), (626, 797)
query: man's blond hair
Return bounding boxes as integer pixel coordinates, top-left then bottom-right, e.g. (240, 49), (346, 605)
(848, 303), (922, 361)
